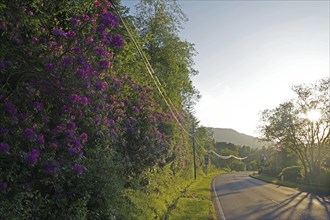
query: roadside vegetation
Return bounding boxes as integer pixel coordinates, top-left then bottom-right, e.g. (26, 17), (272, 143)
(250, 173), (329, 194)
(0, 0), (215, 219)
(168, 169), (227, 220)
(1, 0), (328, 219)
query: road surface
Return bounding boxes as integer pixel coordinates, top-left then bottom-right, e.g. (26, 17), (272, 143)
(211, 172), (330, 220)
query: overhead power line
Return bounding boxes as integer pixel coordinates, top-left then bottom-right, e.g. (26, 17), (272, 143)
(112, 3), (192, 137)
(112, 3), (248, 161)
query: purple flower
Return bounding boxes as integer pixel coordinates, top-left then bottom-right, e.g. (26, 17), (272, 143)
(25, 149), (40, 166)
(65, 130), (74, 138)
(24, 128), (35, 139)
(94, 81), (104, 90)
(0, 21), (7, 32)
(68, 147), (80, 155)
(74, 47), (82, 54)
(52, 29), (67, 37)
(82, 14), (90, 21)
(44, 63), (55, 71)
(33, 102), (44, 111)
(55, 124), (65, 133)
(37, 135), (45, 145)
(99, 60), (111, 69)
(51, 143), (58, 149)
(0, 128), (9, 136)
(0, 182), (8, 191)
(76, 69), (88, 78)
(42, 161), (60, 175)
(67, 31), (76, 38)
(84, 82), (91, 88)
(4, 102), (17, 115)
(62, 57), (73, 67)
(47, 41), (57, 47)
(72, 164), (85, 175)
(67, 121), (77, 130)
(95, 47), (107, 57)
(71, 94), (80, 104)
(79, 132), (88, 144)
(0, 143), (9, 153)
(96, 24), (106, 34)
(31, 37), (39, 44)
(70, 18), (81, 26)
(13, 36), (23, 45)
(112, 77), (122, 88)
(99, 13), (120, 28)
(107, 118), (115, 127)
(111, 34), (124, 48)
(80, 96), (90, 105)
(87, 36), (94, 43)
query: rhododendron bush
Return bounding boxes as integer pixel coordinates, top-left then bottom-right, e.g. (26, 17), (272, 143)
(0, 0), (173, 218)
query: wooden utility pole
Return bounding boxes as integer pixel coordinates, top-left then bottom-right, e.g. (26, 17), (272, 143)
(192, 118), (196, 180)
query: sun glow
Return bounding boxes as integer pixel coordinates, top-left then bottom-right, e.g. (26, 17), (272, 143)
(306, 109), (321, 122)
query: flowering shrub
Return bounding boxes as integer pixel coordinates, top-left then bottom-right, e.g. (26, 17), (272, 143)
(0, 0), (172, 218)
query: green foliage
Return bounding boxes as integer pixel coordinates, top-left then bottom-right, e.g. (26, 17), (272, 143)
(168, 170), (226, 220)
(134, 0), (200, 109)
(117, 165), (194, 219)
(279, 166), (303, 182)
(0, 0), (204, 219)
(259, 78), (330, 183)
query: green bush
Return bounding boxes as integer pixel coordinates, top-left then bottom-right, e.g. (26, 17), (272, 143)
(279, 166), (303, 182)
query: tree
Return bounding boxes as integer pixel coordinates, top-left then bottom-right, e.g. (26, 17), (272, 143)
(134, 0), (200, 110)
(259, 78), (330, 183)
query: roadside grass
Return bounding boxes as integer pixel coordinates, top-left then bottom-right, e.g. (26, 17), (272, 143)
(120, 166), (193, 219)
(168, 169), (227, 220)
(250, 174), (330, 195)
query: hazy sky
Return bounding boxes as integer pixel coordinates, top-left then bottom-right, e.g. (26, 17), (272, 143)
(122, 0), (330, 136)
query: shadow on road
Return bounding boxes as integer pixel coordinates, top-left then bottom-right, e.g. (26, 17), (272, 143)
(235, 192), (330, 220)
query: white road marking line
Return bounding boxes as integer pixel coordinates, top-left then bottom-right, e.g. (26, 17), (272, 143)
(212, 176), (226, 220)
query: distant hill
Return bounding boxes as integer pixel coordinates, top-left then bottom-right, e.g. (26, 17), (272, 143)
(208, 127), (269, 148)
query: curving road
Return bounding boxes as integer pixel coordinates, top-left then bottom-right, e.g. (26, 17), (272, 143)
(211, 172), (330, 220)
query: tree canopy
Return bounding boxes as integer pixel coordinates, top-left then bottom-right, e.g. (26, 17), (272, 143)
(259, 78), (330, 183)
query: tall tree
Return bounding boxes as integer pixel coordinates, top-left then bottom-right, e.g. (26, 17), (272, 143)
(134, 0), (200, 110)
(259, 78), (330, 183)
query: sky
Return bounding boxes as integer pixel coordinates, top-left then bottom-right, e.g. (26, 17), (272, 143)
(122, 0), (330, 136)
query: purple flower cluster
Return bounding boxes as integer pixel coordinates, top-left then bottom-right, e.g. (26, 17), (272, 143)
(33, 102), (44, 111)
(99, 13), (120, 28)
(52, 29), (67, 37)
(0, 0), (174, 198)
(79, 132), (88, 144)
(111, 34), (124, 48)
(44, 63), (55, 71)
(99, 60), (111, 69)
(0, 143), (9, 153)
(25, 149), (40, 166)
(24, 128), (35, 139)
(71, 94), (90, 105)
(4, 101), (18, 116)
(72, 164), (85, 175)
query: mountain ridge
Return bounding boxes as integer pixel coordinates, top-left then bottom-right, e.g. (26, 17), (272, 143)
(208, 127), (268, 148)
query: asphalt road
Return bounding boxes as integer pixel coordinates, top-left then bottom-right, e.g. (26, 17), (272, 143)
(211, 172), (330, 220)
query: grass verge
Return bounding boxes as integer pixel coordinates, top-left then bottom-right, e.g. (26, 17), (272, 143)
(250, 174), (330, 195)
(167, 169), (227, 220)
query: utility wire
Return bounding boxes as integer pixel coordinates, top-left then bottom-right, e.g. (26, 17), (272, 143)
(112, 3), (247, 161)
(112, 3), (192, 137)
